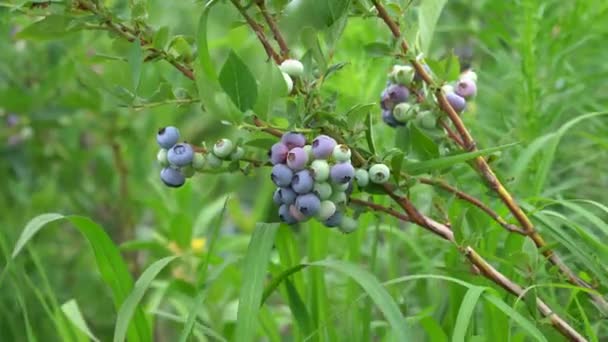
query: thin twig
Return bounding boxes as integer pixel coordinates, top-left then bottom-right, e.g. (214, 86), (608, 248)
(229, 0), (282, 64)
(255, 0), (290, 59)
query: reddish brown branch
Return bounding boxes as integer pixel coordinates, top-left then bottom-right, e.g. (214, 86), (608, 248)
(256, 1), (289, 59)
(350, 198), (411, 222)
(229, 0), (282, 64)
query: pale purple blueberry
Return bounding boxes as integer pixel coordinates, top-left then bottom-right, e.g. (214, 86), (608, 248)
(289, 205), (308, 222)
(274, 187), (297, 205)
(310, 160), (330, 182)
(330, 162), (355, 184)
(383, 84), (409, 110)
(323, 211), (343, 228)
(455, 78), (477, 98)
(311, 135), (337, 159)
(6, 114), (19, 127)
(160, 167), (185, 188)
(279, 204), (298, 225)
(269, 142), (289, 165)
(286, 147), (309, 170)
(281, 132), (306, 149)
(291, 170), (314, 194)
(295, 193), (321, 217)
(382, 109), (403, 127)
(271, 164), (294, 187)
(445, 92), (466, 113)
(156, 126), (180, 149)
(167, 143), (194, 167)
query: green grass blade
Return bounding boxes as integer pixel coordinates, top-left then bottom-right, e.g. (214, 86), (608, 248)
(452, 286), (486, 342)
(309, 259), (410, 341)
(61, 299), (100, 342)
(483, 293), (547, 342)
(114, 256), (177, 342)
(234, 223), (279, 342)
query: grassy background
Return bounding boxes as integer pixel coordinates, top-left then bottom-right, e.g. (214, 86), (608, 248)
(1, 0), (607, 341)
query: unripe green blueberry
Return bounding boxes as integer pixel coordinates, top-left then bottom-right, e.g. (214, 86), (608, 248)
(206, 153), (223, 169)
(313, 182), (333, 200)
(389, 65), (415, 85)
(392, 102), (415, 123)
(230, 146), (245, 161)
(332, 182), (349, 192)
(355, 169), (369, 187)
(441, 84), (454, 94)
(279, 59), (304, 77)
(213, 138), (235, 158)
(332, 144), (351, 162)
(369, 164), (390, 184)
(310, 160), (330, 182)
(157, 149), (169, 166)
(303, 144), (313, 160)
(330, 191), (348, 206)
(317, 200), (337, 221)
(460, 69), (478, 82)
(418, 110), (437, 129)
(192, 153), (206, 170)
(338, 216), (358, 234)
(182, 165), (195, 178)
(282, 72), (293, 93)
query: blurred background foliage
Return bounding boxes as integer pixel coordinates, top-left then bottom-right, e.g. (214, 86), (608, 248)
(1, 0), (607, 341)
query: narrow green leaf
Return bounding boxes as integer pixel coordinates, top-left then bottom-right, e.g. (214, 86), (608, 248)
(418, 0), (448, 54)
(284, 278), (314, 338)
(365, 112), (377, 155)
(12, 213), (63, 258)
(234, 223), (279, 342)
(153, 26), (170, 50)
(483, 293), (547, 342)
(254, 62), (288, 119)
(17, 15), (72, 40)
(114, 256), (177, 342)
(452, 286), (486, 342)
(128, 39), (143, 93)
(61, 299), (100, 342)
(404, 143), (517, 175)
(261, 264), (307, 304)
(309, 259), (410, 341)
(391, 151), (405, 183)
(218, 50), (258, 112)
(197, 0), (219, 80)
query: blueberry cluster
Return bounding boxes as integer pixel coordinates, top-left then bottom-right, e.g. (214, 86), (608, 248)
(269, 132), (358, 232)
(156, 126), (243, 188)
(442, 69), (477, 113)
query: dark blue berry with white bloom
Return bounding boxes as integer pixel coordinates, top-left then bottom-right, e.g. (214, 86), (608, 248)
(157, 126), (180, 149)
(167, 143), (194, 167)
(269, 142), (289, 165)
(160, 167), (185, 188)
(278, 204), (298, 225)
(445, 92), (466, 113)
(271, 164), (294, 187)
(291, 169), (314, 194)
(382, 109), (403, 127)
(275, 187), (297, 205)
(323, 211), (343, 228)
(281, 132), (306, 149)
(295, 193), (321, 217)
(311, 135), (337, 159)
(330, 162), (355, 184)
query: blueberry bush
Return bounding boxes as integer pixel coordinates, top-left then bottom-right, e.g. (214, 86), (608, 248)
(1, 0), (608, 341)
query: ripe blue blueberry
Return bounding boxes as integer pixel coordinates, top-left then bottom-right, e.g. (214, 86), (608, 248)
(213, 138), (235, 158)
(330, 162), (355, 184)
(311, 135), (337, 159)
(310, 160), (330, 182)
(445, 92), (466, 113)
(291, 170), (314, 194)
(382, 109), (403, 127)
(271, 164), (294, 187)
(160, 167), (185, 188)
(286, 147), (309, 170)
(167, 143), (194, 167)
(276, 187), (297, 205)
(323, 210), (343, 228)
(269, 142), (289, 165)
(281, 132), (306, 149)
(273, 188), (283, 205)
(369, 163), (391, 184)
(355, 169), (369, 187)
(289, 205), (308, 222)
(295, 193), (321, 217)
(383, 84), (409, 109)
(157, 149), (169, 167)
(317, 200), (337, 221)
(332, 144), (351, 162)
(156, 126), (180, 149)
(278, 204), (297, 225)
(455, 78), (477, 98)
(313, 182), (332, 200)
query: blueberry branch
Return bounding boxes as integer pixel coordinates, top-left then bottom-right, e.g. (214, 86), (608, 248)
(370, 0), (607, 313)
(255, 0), (290, 59)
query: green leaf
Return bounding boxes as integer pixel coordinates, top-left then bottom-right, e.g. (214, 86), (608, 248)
(153, 26), (170, 50)
(484, 293), (547, 342)
(254, 62), (288, 119)
(234, 223), (279, 342)
(219, 50), (258, 113)
(365, 112), (377, 155)
(12, 214), (150, 342)
(404, 143), (517, 175)
(418, 0), (448, 54)
(409, 124), (440, 160)
(309, 259), (410, 341)
(128, 39), (143, 93)
(114, 256), (177, 342)
(61, 299), (100, 342)
(197, 1), (220, 80)
(391, 150), (405, 183)
(17, 15), (72, 40)
(452, 286), (486, 342)
(364, 42), (393, 57)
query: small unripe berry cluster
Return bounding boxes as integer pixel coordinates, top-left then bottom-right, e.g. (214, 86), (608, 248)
(443, 69), (478, 113)
(269, 132), (357, 233)
(279, 59), (304, 94)
(156, 126), (243, 188)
